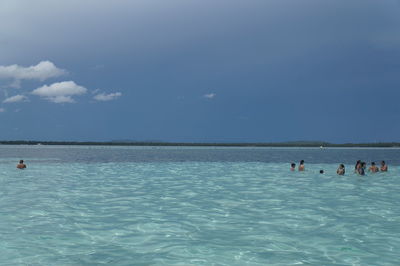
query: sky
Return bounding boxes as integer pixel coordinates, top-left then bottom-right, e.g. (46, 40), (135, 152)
(0, 0), (400, 143)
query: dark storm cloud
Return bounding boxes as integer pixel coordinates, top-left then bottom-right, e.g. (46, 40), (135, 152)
(0, 0), (399, 142)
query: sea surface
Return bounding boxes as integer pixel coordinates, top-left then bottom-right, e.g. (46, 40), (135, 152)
(0, 145), (399, 265)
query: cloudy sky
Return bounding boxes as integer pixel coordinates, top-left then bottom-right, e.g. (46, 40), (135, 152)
(1, 0), (399, 143)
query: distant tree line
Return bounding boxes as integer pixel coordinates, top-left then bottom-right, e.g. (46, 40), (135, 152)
(0, 140), (400, 147)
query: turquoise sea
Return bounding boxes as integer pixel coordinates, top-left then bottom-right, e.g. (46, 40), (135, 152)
(1, 146), (399, 265)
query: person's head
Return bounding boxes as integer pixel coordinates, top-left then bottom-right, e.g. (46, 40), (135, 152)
(362, 162), (366, 168)
(319, 170), (324, 174)
(19, 160), (24, 164)
(340, 164), (345, 168)
(300, 160), (304, 165)
(291, 163), (296, 168)
(381, 160), (386, 165)
(371, 162), (375, 166)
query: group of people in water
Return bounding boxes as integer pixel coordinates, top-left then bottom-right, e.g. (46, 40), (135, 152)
(353, 160), (387, 175)
(15, 158), (389, 176)
(290, 160), (388, 176)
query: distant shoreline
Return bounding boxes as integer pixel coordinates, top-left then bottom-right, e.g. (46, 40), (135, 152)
(1, 141), (400, 148)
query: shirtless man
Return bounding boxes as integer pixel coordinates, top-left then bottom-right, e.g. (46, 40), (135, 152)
(17, 160), (26, 169)
(368, 162), (379, 173)
(298, 160), (305, 171)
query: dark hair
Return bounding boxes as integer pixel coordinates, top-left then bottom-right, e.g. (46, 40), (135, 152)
(300, 160), (304, 164)
(381, 161), (386, 165)
(340, 164), (345, 168)
(291, 163), (296, 167)
(319, 170), (324, 174)
(371, 162), (375, 165)
(19, 160), (24, 163)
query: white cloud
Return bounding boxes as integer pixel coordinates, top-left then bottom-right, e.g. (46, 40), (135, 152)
(32, 81), (87, 103)
(91, 89), (100, 94)
(204, 93), (216, 99)
(0, 61), (67, 88)
(49, 95), (75, 103)
(3, 94), (28, 103)
(93, 92), (122, 101)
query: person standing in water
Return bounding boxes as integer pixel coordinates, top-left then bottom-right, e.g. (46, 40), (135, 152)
(290, 163), (296, 171)
(337, 164), (345, 175)
(298, 160), (305, 171)
(17, 160), (26, 169)
(380, 161), (388, 172)
(354, 160), (361, 173)
(369, 162), (379, 173)
(357, 162), (366, 176)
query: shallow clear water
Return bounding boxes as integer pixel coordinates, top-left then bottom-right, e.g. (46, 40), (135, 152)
(1, 146), (399, 265)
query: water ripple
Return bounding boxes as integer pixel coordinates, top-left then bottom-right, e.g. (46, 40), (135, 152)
(0, 162), (399, 265)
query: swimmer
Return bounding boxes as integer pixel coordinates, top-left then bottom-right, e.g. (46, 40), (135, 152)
(17, 160), (26, 169)
(354, 160), (361, 173)
(368, 162), (379, 173)
(357, 162), (366, 176)
(290, 163), (296, 171)
(380, 161), (388, 172)
(298, 160), (305, 171)
(337, 164), (345, 175)
(319, 170), (324, 174)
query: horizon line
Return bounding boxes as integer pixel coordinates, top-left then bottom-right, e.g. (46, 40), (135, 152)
(1, 140), (400, 147)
